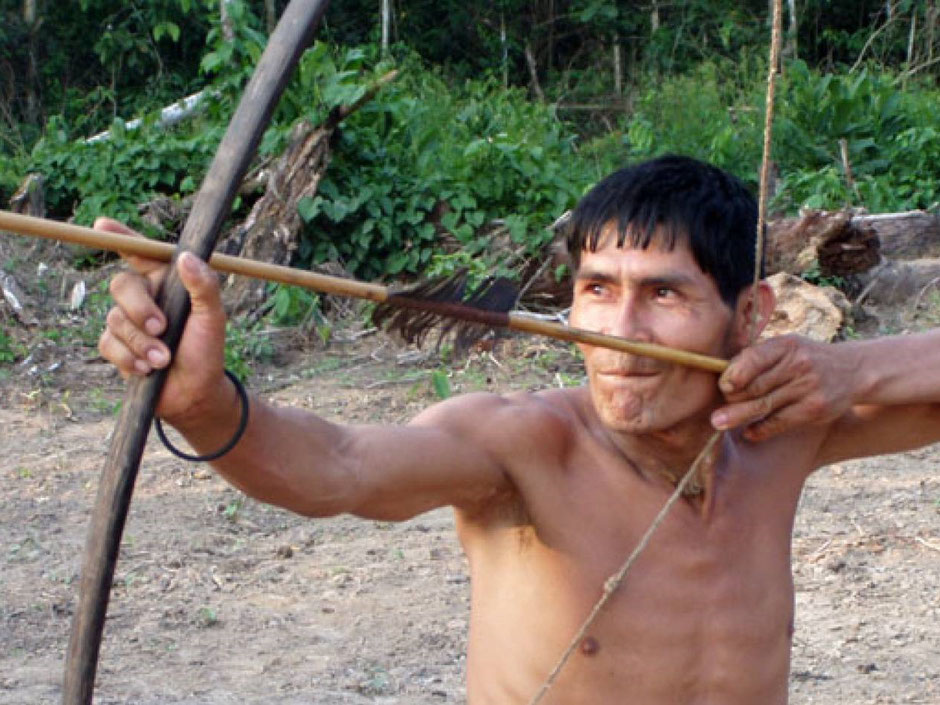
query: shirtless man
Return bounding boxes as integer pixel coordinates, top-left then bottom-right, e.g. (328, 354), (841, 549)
(97, 155), (940, 704)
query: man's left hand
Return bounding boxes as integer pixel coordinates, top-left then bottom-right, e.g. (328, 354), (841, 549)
(710, 335), (859, 442)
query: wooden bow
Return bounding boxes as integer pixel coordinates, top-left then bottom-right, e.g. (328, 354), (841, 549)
(62, 1), (331, 702)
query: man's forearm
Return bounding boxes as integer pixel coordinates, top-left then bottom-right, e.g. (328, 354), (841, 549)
(853, 329), (940, 407)
(168, 375), (356, 517)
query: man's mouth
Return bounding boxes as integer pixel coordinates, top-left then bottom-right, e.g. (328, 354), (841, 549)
(598, 369), (662, 379)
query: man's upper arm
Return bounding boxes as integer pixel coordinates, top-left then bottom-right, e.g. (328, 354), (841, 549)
(339, 392), (516, 521)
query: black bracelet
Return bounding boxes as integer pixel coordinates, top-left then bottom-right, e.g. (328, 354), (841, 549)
(154, 370), (250, 462)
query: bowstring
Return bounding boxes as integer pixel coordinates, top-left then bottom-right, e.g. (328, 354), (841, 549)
(527, 2), (785, 702)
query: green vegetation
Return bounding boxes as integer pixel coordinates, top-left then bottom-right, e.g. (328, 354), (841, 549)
(1, 1), (938, 373)
(431, 369), (452, 400)
(224, 321), (274, 381)
(297, 51), (584, 281)
(0, 326), (26, 363)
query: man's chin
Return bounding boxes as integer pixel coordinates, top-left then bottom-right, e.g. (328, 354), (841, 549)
(595, 405), (652, 434)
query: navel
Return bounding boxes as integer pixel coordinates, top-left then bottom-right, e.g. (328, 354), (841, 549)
(580, 636), (600, 656)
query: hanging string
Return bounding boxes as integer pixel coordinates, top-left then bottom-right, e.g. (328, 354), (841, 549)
(753, 0), (784, 343)
(527, 2), (785, 702)
(526, 433), (720, 705)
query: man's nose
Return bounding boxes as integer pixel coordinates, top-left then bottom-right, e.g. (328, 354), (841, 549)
(609, 298), (652, 341)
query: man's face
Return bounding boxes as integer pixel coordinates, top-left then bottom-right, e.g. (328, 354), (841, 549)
(569, 228), (745, 436)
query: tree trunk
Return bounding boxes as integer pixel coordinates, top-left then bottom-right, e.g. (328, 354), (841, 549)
(381, 0), (391, 56)
(265, 0), (278, 34)
(855, 211), (940, 259)
(500, 10), (508, 88)
(23, 0), (41, 126)
(524, 41), (545, 101)
(8, 172), (45, 217)
(765, 210), (880, 277)
(787, 0), (798, 58)
(221, 0), (236, 42)
(855, 258), (940, 306)
(547, 0), (555, 73)
(220, 71), (399, 315)
(907, 10), (918, 66)
(927, 0), (937, 65)
(220, 120), (333, 313)
(613, 34), (622, 95)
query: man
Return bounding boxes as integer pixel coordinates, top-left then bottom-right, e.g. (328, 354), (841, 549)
(98, 155), (940, 704)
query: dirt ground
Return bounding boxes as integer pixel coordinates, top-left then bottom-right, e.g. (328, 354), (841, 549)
(1, 241), (939, 704)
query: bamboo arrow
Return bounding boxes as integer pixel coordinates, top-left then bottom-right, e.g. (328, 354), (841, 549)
(58, 1), (331, 703)
(0, 210), (729, 374)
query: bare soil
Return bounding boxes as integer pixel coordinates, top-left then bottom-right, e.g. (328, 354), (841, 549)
(1, 239), (938, 704)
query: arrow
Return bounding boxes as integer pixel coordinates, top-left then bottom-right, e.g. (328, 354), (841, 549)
(0, 210), (729, 374)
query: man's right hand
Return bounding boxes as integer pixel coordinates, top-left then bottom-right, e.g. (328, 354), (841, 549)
(96, 217), (228, 425)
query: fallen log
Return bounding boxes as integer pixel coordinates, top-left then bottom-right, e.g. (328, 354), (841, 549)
(765, 209), (880, 277)
(85, 90), (211, 144)
(765, 209), (940, 278)
(854, 258), (940, 307)
(854, 211), (940, 260)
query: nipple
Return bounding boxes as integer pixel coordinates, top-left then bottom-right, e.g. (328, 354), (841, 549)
(580, 636), (600, 656)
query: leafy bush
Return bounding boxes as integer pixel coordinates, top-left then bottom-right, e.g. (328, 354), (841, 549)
(18, 1), (278, 230)
(592, 59), (765, 188)
(15, 5), (939, 290)
(28, 116), (221, 229)
(774, 61), (940, 212)
(294, 49), (587, 282)
(582, 58), (939, 215)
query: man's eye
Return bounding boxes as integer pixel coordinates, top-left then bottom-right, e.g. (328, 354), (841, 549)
(654, 287), (677, 299)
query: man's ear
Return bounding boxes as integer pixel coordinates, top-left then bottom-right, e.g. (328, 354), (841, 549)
(732, 281), (776, 347)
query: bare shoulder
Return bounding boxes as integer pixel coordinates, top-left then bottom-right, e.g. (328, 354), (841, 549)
(414, 387), (588, 530)
(410, 386), (585, 462)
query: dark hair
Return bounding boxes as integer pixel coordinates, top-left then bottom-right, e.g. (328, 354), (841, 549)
(566, 155), (761, 306)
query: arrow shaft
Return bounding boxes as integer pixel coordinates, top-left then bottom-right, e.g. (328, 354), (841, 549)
(0, 210), (728, 373)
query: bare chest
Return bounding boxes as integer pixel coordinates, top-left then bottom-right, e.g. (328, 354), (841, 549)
(460, 443), (806, 703)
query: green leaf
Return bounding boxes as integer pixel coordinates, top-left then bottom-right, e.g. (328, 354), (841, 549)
(297, 196), (322, 222)
(386, 251), (409, 275)
(431, 370), (452, 400)
(505, 215), (528, 243)
(274, 287), (291, 320)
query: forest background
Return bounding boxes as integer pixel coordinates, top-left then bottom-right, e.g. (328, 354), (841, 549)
(0, 0), (939, 366)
